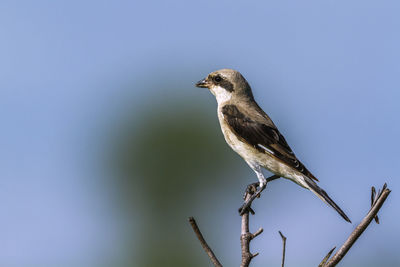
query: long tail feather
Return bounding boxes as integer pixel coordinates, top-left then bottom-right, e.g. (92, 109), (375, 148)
(304, 178), (351, 223)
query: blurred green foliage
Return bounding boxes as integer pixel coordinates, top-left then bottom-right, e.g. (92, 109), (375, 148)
(108, 94), (242, 266)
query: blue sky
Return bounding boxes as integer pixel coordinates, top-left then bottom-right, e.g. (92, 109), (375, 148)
(0, 1), (399, 266)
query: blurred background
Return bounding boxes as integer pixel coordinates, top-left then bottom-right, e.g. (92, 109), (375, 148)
(1, 1), (399, 266)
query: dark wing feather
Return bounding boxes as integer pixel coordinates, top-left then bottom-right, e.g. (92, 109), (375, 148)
(222, 104), (318, 181)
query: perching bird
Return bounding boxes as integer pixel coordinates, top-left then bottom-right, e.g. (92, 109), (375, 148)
(195, 69), (351, 222)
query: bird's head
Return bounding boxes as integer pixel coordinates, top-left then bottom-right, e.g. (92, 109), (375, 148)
(195, 69), (254, 103)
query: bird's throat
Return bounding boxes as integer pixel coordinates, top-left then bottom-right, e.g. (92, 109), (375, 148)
(211, 85), (232, 105)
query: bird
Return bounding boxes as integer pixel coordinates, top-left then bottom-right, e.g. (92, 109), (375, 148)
(195, 68), (351, 222)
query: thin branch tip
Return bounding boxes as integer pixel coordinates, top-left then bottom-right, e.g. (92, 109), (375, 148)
(188, 216), (223, 267)
(252, 227), (263, 239)
(319, 247), (336, 267)
(279, 231), (287, 267)
(279, 231), (287, 241)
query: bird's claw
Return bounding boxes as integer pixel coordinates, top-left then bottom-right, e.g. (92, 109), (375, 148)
(243, 182), (259, 200)
(239, 183), (267, 215)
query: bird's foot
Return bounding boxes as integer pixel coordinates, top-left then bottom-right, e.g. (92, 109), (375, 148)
(238, 175), (280, 216)
(238, 183), (266, 215)
(243, 182), (259, 200)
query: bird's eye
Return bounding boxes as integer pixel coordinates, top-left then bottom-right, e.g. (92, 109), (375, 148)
(214, 75), (222, 83)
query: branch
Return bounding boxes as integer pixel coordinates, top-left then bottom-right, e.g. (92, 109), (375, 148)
(279, 231), (287, 267)
(240, 189), (264, 267)
(188, 217), (223, 267)
(371, 186), (380, 224)
(321, 183), (391, 267)
(319, 247), (336, 267)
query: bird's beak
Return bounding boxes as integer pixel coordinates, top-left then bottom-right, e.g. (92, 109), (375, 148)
(195, 78), (210, 88)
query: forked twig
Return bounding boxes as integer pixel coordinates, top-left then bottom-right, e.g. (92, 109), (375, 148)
(371, 186), (380, 224)
(319, 247), (336, 267)
(320, 183), (391, 267)
(279, 231), (287, 267)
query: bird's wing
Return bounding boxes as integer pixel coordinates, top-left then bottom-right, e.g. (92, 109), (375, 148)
(222, 104), (318, 181)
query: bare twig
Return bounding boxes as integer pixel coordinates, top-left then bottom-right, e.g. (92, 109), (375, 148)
(240, 190), (264, 267)
(188, 217), (223, 267)
(371, 186), (380, 224)
(318, 247), (336, 267)
(279, 231), (287, 267)
(190, 182), (391, 267)
(322, 184), (391, 267)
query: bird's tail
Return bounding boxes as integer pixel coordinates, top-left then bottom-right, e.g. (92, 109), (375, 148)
(303, 177), (351, 223)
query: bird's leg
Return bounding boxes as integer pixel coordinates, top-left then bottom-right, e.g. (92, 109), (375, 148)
(240, 182), (259, 215)
(238, 165), (266, 215)
(238, 174), (280, 215)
